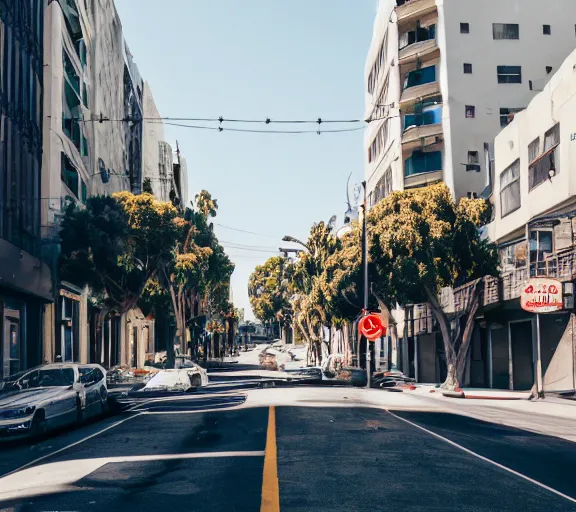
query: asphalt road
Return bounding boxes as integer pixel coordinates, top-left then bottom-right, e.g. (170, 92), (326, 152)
(2, 387), (576, 511)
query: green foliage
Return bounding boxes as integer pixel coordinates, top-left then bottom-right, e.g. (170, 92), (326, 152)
(59, 193), (181, 313)
(195, 190), (218, 218)
(367, 183), (498, 305)
(248, 256), (293, 324)
(142, 178), (153, 194)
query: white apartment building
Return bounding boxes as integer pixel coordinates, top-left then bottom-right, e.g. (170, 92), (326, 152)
(456, 47), (576, 394)
(365, 0), (576, 206)
(491, 46), (576, 276)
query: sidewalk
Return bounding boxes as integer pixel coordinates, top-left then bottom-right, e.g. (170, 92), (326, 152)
(400, 384), (576, 442)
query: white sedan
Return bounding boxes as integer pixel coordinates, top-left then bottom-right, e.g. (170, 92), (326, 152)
(0, 363), (108, 438)
(141, 367), (208, 392)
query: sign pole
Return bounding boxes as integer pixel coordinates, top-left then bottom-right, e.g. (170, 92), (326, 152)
(361, 181), (370, 389)
(535, 313), (544, 398)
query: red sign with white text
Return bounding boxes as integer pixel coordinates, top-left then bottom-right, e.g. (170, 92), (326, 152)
(359, 314), (386, 340)
(520, 278), (563, 313)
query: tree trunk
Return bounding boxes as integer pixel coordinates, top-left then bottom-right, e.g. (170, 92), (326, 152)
(424, 282), (482, 390)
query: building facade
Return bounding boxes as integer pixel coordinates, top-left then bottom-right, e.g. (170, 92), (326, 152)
(0, 0), (52, 379)
(392, 47), (576, 393)
(365, 0), (576, 206)
(41, 0), (157, 370)
(480, 46), (576, 394)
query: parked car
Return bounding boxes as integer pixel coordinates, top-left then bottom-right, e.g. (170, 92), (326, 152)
(0, 363), (108, 438)
(127, 367), (208, 395)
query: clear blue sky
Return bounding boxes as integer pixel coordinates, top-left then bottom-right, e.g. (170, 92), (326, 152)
(114, 0), (376, 320)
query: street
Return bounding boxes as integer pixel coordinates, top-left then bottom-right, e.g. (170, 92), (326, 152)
(2, 382), (576, 511)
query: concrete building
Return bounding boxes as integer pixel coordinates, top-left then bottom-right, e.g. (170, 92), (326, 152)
(478, 46), (576, 394)
(392, 47), (576, 394)
(41, 0), (154, 369)
(365, 0), (576, 206)
(0, 0), (53, 379)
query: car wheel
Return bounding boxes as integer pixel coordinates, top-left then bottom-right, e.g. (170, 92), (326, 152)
(191, 375), (202, 389)
(30, 411), (46, 438)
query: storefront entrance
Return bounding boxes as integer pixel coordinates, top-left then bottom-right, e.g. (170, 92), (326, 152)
(510, 320), (534, 390)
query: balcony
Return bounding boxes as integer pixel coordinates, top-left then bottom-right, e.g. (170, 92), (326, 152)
(399, 39), (438, 66)
(402, 106), (442, 145)
(396, 0), (437, 25)
(402, 124), (443, 146)
(457, 247), (576, 304)
(400, 81), (440, 108)
(404, 169), (443, 189)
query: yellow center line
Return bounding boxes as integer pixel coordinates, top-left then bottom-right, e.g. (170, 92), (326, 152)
(260, 405), (280, 512)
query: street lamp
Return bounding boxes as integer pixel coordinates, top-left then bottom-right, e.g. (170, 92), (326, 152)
(282, 235), (311, 252)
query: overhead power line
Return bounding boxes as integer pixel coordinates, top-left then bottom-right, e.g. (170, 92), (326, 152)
(214, 223), (278, 239)
(219, 240), (278, 250)
(82, 115), (367, 124)
(163, 121), (365, 134)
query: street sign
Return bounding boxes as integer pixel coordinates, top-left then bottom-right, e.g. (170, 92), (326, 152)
(359, 314), (386, 341)
(520, 278), (563, 313)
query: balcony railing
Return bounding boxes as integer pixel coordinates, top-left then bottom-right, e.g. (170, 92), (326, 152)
(396, 0), (436, 23)
(460, 247), (576, 304)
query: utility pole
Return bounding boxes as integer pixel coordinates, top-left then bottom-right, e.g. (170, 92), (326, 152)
(361, 181), (371, 389)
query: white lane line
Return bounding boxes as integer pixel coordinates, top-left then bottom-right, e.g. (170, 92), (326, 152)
(2, 412), (144, 479)
(0, 451), (264, 502)
(386, 410), (576, 505)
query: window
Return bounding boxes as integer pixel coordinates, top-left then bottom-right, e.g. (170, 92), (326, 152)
(373, 167), (393, 204)
(528, 137), (540, 162)
(530, 230), (553, 275)
(467, 192), (478, 199)
(367, 32), (388, 94)
(61, 153), (87, 202)
(529, 150), (557, 190)
(61, 153), (79, 198)
(404, 104), (442, 130)
(529, 125), (559, 190)
(493, 23), (519, 40)
(546, 66), (553, 75)
(403, 65), (436, 89)
(463, 63), (472, 74)
(500, 159), (520, 217)
(543, 24), (551, 35)
(465, 151), (480, 172)
(497, 65), (522, 84)
(404, 150), (442, 176)
(500, 107), (523, 127)
(399, 24), (436, 50)
(499, 240), (527, 271)
(460, 23), (469, 34)
(465, 105), (475, 118)
(367, 119), (388, 164)
(544, 123), (560, 151)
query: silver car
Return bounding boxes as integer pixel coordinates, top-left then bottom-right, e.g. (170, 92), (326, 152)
(0, 363), (108, 438)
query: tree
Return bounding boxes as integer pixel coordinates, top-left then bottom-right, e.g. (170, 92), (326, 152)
(155, 190), (234, 364)
(366, 184), (498, 389)
(289, 222), (342, 363)
(59, 192), (181, 316)
(248, 256), (293, 334)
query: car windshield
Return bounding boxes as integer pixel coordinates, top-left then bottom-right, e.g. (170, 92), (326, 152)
(0, 368), (75, 392)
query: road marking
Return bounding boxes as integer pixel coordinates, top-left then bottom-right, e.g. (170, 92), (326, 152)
(260, 405), (280, 512)
(386, 410), (576, 505)
(2, 412), (144, 479)
(0, 451), (265, 502)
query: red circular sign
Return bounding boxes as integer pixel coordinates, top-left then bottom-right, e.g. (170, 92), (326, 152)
(359, 314), (386, 341)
